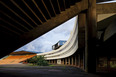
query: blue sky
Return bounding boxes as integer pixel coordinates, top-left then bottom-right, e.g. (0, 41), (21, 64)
(15, 17), (76, 52)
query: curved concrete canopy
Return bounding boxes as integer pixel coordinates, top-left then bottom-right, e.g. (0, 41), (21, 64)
(37, 16), (78, 60)
(37, 13), (116, 60)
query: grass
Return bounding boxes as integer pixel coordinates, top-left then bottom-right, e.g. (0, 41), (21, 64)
(28, 64), (38, 66)
(48, 64), (56, 67)
(28, 63), (57, 67)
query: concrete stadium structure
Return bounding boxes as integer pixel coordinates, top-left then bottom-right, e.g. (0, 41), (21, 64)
(0, 51), (36, 65)
(37, 14), (116, 72)
(0, 0), (116, 73)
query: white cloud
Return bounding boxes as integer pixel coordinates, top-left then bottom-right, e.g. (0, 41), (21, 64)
(15, 16), (76, 52)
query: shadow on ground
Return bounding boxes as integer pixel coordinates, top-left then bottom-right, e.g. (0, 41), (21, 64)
(0, 64), (115, 77)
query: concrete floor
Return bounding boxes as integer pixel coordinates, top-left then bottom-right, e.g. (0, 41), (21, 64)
(0, 64), (115, 77)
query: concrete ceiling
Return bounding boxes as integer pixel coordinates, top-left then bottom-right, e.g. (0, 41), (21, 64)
(0, 0), (116, 58)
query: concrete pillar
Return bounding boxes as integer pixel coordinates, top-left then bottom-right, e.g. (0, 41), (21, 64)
(48, 60), (50, 64)
(78, 10), (86, 70)
(73, 56), (75, 66)
(62, 59), (64, 65)
(75, 55), (77, 66)
(68, 57), (70, 65)
(65, 58), (67, 65)
(49, 60), (51, 64)
(51, 60), (53, 64)
(72, 56), (74, 65)
(83, 50), (85, 70)
(80, 52), (84, 69)
(77, 55), (78, 67)
(85, 0), (97, 73)
(54, 60), (56, 64)
(78, 13), (86, 49)
(52, 60), (54, 64)
(67, 58), (68, 65)
(55, 60), (57, 64)
(61, 59), (63, 64)
(80, 53), (82, 68)
(78, 54), (81, 67)
(64, 58), (65, 65)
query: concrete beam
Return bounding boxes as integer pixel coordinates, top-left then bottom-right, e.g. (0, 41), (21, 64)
(97, 2), (116, 14)
(19, 0), (88, 45)
(97, 14), (116, 31)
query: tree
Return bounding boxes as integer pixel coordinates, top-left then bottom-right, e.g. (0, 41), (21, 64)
(27, 55), (48, 66)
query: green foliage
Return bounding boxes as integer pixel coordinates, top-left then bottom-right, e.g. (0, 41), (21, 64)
(27, 56), (48, 66)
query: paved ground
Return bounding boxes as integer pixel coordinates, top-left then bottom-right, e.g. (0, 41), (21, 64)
(0, 64), (115, 77)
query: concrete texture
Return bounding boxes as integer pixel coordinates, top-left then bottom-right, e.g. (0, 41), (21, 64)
(0, 64), (115, 77)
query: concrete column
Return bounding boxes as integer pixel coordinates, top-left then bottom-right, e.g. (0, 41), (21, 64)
(68, 57), (70, 65)
(63, 58), (65, 65)
(54, 60), (55, 64)
(50, 60), (51, 64)
(78, 13), (86, 49)
(80, 53), (82, 69)
(73, 56), (75, 66)
(72, 56), (74, 65)
(65, 58), (67, 65)
(62, 59), (64, 65)
(81, 52), (84, 69)
(77, 55), (78, 66)
(78, 10), (86, 70)
(55, 60), (57, 64)
(52, 60), (54, 64)
(75, 55), (77, 66)
(67, 58), (69, 65)
(83, 50), (85, 70)
(78, 54), (81, 67)
(51, 60), (53, 64)
(48, 60), (50, 64)
(61, 59), (63, 64)
(85, 0), (97, 73)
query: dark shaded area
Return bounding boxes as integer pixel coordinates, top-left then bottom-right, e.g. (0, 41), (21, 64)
(0, 0), (83, 58)
(0, 64), (115, 77)
(97, 34), (116, 56)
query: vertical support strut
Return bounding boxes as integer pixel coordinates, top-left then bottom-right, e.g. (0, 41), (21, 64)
(75, 55), (77, 66)
(68, 57), (70, 65)
(85, 0), (97, 73)
(65, 58), (67, 65)
(72, 56), (74, 65)
(78, 12), (86, 70)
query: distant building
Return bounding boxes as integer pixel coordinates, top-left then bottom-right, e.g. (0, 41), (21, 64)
(52, 40), (67, 50)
